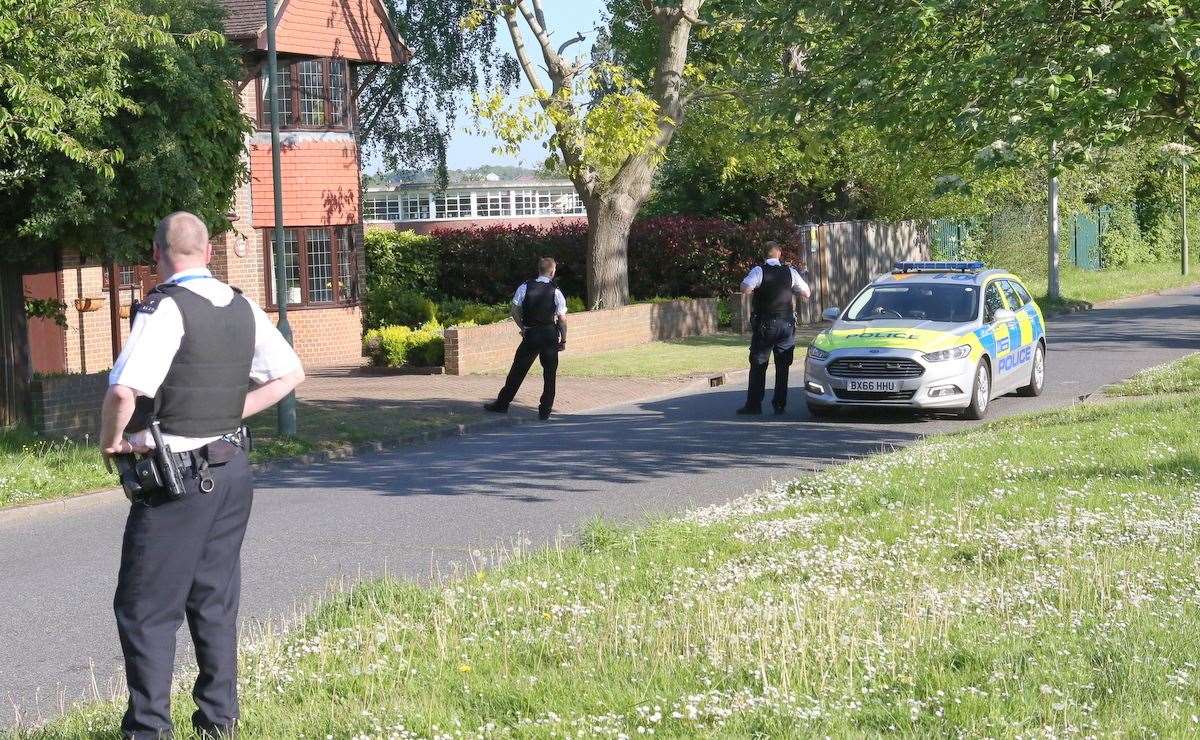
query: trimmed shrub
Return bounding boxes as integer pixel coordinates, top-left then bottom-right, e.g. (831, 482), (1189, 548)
(363, 289), (436, 330)
(363, 324), (445, 367)
(365, 229), (439, 295)
(438, 299), (511, 327)
(435, 223), (587, 304)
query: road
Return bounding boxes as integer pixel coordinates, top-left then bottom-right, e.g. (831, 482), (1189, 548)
(2, 286), (1197, 726)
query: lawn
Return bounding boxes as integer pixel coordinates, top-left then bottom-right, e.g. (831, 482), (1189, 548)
(0, 428), (111, 509)
(529, 332), (799, 379)
(245, 399), (487, 461)
(1107, 352), (1200, 396)
(1022, 259), (1200, 314)
(0, 401), (488, 510)
(27, 362), (1200, 735)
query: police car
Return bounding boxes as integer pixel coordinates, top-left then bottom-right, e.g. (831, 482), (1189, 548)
(803, 261), (1046, 419)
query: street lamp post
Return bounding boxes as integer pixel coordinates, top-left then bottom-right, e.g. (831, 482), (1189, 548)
(265, 0), (297, 436)
(1183, 159), (1190, 277)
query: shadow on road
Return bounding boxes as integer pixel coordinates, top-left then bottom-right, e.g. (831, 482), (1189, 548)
(263, 388), (926, 503)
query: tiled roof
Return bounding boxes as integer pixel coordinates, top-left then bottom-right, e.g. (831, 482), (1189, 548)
(219, 0), (267, 39)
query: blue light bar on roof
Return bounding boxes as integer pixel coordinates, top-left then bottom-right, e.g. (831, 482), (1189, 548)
(893, 260), (985, 273)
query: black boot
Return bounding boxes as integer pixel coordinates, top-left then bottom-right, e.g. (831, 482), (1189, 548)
(484, 401), (508, 413)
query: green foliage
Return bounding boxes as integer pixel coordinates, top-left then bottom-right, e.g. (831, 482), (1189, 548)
(565, 295), (586, 314)
(1, 0), (249, 264)
(364, 229), (439, 295)
(437, 299), (510, 327)
(22, 298), (67, 328)
(361, 0), (518, 185)
(363, 288), (438, 331)
(362, 324), (445, 367)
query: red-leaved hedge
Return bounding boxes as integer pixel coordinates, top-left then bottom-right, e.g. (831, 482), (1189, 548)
(427, 216), (804, 305)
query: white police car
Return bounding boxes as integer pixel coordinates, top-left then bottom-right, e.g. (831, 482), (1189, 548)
(804, 261), (1047, 419)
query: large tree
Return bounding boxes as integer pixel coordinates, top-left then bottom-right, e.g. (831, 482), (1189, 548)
(760, 0), (1200, 297)
(360, 1), (520, 184)
(0, 0), (249, 420)
(1, 0), (247, 264)
(467, 0), (712, 308)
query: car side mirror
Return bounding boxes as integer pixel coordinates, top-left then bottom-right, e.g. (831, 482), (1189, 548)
(993, 308), (1016, 323)
(821, 307), (840, 322)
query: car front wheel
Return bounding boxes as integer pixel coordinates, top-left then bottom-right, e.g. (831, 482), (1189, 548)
(960, 360), (991, 420)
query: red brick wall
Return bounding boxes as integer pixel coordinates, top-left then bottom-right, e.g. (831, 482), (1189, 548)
(249, 136), (359, 227)
(444, 298), (717, 375)
(269, 0), (406, 63)
(367, 215), (588, 235)
(270, 304), (365, 369)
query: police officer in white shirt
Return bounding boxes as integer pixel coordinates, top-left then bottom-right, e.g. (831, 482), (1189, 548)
(99, 212), (305, 739)
(737, 241), (811, 415)
(484, 256), (568, 420)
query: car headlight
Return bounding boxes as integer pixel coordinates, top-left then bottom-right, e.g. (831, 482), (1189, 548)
(808, 347), (830, 361)
(922, 344), (972, 362)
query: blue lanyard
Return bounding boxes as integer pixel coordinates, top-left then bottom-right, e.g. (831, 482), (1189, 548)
(169, 274), (209, 285)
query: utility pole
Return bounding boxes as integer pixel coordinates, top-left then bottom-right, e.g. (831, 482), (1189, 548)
(1047, 141), (1061, 301)
(1183, 159), (1190, 277)
(266, 0), (297, 436)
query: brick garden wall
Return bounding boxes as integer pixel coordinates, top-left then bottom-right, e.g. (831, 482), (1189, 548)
(281, 306), (366, 369)
(30, 372), (109, 440)
(444, 298), (717, 375)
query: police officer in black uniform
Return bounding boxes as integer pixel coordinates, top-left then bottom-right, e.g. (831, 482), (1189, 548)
(484, 256), (568, 421)
(737, 242), (811, 415)
(99, 212), (305, 738)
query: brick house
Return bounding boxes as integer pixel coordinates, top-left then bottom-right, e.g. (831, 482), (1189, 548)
(363, 176), (589, 235)
(21, 0), (411, 375)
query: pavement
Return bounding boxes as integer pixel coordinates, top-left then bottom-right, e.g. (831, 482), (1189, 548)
(2, 285), (1198, 727)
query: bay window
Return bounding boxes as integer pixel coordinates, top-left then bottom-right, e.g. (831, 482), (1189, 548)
(264, 226), (358, 307)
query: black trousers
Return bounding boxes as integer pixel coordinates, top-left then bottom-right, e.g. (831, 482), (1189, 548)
(746, 316), (797, 411)
(114, 449), (253, 739)
(495, 326), (559, 414)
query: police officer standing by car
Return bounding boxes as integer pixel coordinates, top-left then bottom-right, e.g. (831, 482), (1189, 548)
(737, 241), (811, 415)
(484, 256), (568, 421)
(99, 212), (305, 739)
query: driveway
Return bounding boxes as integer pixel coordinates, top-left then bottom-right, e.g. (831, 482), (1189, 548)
(2, 285), (1198, 726)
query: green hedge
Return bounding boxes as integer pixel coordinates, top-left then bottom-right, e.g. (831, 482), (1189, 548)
(363, 323), (445, 368)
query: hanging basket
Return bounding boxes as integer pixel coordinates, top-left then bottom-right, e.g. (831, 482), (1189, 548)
(119, 305), (132, 319)
(73, 297), (105, 313)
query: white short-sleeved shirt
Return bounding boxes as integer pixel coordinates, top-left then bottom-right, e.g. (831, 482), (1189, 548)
(109, 267), (303, 452)
(741, 258), (811, 295)
(511, 276), (568, 318)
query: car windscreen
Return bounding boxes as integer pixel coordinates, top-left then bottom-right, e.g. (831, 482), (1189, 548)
(843, 283), (979, 323)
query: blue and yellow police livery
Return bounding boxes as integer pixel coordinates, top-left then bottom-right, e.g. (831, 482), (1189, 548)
(804, 261), (1047, 419)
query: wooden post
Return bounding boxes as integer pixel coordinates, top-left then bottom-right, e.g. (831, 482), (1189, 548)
(0, 268), (31, 426)
(108, 262), (121, 362)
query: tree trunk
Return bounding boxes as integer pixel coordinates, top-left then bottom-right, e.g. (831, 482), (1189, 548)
(585, 196), (636, 310)
(0, 266), (32, 427)
(1047, 143), (1061, 301)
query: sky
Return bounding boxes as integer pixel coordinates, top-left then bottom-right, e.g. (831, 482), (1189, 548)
(415, 0), (608, 171)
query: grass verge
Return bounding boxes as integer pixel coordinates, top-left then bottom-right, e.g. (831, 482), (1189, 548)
(1106, 352), (1200, 396)
(530, 332), (802, 379)
(26, 382), (1200, 735)
(0, 401), (488, 510)
(0, 428), (111, 509)
(245, 400), (486, 462)
(1023, 260), (1200, 314)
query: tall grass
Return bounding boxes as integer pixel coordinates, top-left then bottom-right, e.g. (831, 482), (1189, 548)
(0, 428), (110, 509)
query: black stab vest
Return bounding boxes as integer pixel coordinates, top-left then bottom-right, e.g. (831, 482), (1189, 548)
(521, 279), (558, 327)
(751, 263), (795, 319)
(129, 283), (255, 437)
